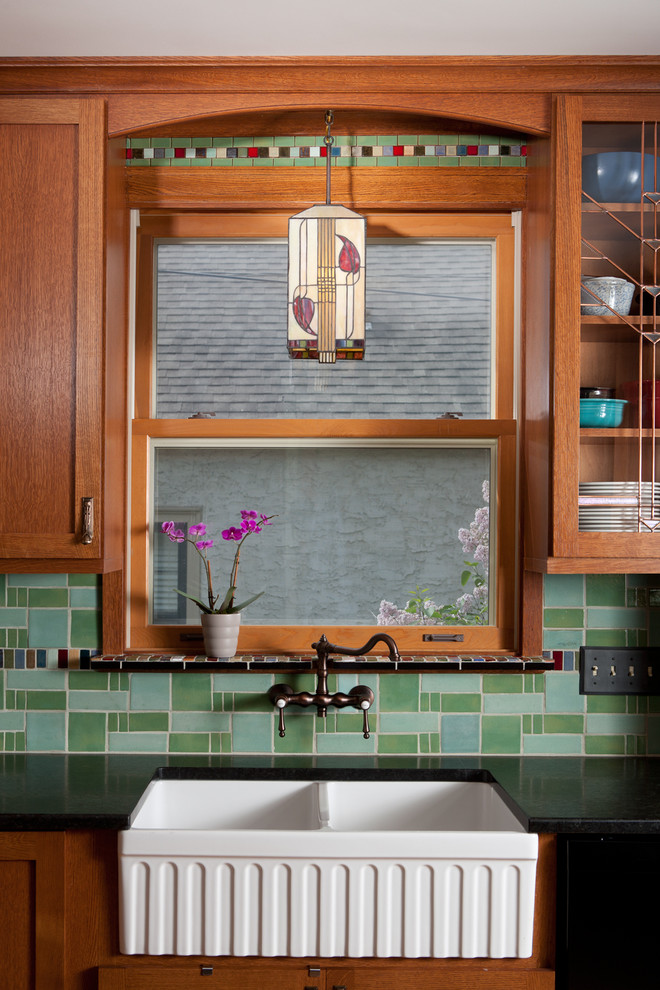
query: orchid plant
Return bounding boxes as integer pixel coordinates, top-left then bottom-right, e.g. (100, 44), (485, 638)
(161, 510), (275, 614)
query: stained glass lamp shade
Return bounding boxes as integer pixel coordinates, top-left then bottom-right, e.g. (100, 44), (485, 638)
(287, 204), (366, 362)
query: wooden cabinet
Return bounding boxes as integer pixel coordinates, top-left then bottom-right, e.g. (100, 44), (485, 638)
(0, 832), (66, 990)
(527, 93), (660, 573)
(0, 97), (126, 574)
(97, 960), (554, 990)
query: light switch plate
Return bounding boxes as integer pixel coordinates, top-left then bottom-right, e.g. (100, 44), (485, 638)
(579, 646), (660, 695)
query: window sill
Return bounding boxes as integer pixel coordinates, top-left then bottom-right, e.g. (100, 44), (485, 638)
(90, 654), (554, 673)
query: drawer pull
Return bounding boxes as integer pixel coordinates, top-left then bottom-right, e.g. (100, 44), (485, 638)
(81, 497), (94, 545)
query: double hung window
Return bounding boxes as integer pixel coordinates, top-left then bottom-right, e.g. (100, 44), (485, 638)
(130, 212), (518, 654)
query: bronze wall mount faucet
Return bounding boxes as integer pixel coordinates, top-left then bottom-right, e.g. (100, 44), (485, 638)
(267, 633), (400, 739)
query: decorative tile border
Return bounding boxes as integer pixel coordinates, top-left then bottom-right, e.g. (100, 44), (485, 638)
(0, 649), (553, 672)
(125, 134), (527, 168)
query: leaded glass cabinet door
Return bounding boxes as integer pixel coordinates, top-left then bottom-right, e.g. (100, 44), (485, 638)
(579, 119), (660, 555)
(551, 95), (660, 570)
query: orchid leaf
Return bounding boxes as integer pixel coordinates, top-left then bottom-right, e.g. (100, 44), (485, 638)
(227, 591), (264, 613)
(217, 586), (237, 613)
(174, 589), (213, 614)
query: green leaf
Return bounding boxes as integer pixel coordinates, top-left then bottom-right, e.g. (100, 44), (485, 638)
(217, 587), (237, 612)
(460, 570), (473, 586)
(228, 590), (265, 613)
(174, 589), (213, 614)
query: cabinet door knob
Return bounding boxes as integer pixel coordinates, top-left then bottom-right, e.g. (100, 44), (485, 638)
(81, 497), (94, 544)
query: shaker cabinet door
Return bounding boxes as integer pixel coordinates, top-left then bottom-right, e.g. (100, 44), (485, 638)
(0, 97), (106, 567)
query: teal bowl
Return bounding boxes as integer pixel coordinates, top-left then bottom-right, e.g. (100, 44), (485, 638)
(579, 398), (627, 427)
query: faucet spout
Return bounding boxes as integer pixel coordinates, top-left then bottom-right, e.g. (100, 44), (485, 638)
(312, 632), (401, 664)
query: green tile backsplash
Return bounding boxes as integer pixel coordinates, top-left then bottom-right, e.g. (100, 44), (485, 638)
(1, 571), (660, 754)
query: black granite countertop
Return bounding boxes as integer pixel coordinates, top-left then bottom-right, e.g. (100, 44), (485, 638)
(1, 754), (660, 834)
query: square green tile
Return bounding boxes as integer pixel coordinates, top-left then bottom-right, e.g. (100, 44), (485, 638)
(440, 714), (480, 753)
(232, 713), (273, 752)
(378, 674), (419, 712)
(130, 673), (171, 710)
(481, 715), (521, 753)
(171, 673), (212, 711)
(544, 672), (584, 713)
(26, 712), (66, 751)
(68, 712), (106, 751)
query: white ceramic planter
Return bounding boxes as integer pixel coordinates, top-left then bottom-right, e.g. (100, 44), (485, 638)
(200, 612), (241, 658)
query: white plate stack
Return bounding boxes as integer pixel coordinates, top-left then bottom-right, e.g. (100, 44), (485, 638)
(578, 482), (660, 531)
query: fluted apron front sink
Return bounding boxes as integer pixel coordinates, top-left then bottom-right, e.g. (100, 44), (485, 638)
(119, 777), (538, 959)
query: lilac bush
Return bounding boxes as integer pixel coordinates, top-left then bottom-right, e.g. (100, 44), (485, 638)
(377, 481), (489, 626)
(162, 510), (275, 614)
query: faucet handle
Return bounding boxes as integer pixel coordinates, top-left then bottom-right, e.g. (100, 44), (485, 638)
(268, 683), (294, 738)
(276, 699), (287, 738)
(360, 701), (371, 739)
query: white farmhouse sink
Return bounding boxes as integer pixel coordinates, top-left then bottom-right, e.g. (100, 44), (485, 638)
(119, 777), (538, 960)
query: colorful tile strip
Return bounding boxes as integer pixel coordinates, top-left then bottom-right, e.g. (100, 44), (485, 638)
(125, 135), (527, 167)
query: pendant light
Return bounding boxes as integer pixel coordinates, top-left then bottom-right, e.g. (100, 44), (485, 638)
(287, 111), (366, 362)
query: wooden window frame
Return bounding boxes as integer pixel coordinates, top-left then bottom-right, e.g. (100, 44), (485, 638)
(129, 212), (519, 655)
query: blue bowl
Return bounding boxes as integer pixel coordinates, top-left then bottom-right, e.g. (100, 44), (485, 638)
(582, 152), (658, 203)
(579, 398), (627, 428)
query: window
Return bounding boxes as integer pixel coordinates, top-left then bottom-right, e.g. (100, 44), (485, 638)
(130, 213), (518, 654)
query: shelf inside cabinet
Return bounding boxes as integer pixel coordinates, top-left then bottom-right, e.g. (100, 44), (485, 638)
(582, 201), (659, 214)
(580, 428), (660, 439)
(581, 319), (649, 342)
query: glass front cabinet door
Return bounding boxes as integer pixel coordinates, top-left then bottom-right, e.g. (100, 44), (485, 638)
(550, 94), (660, 572)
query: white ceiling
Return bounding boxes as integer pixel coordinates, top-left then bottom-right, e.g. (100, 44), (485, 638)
(1, 0), (659, 58)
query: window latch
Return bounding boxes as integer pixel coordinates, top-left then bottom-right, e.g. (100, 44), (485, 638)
(422, 633), (465, 642)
